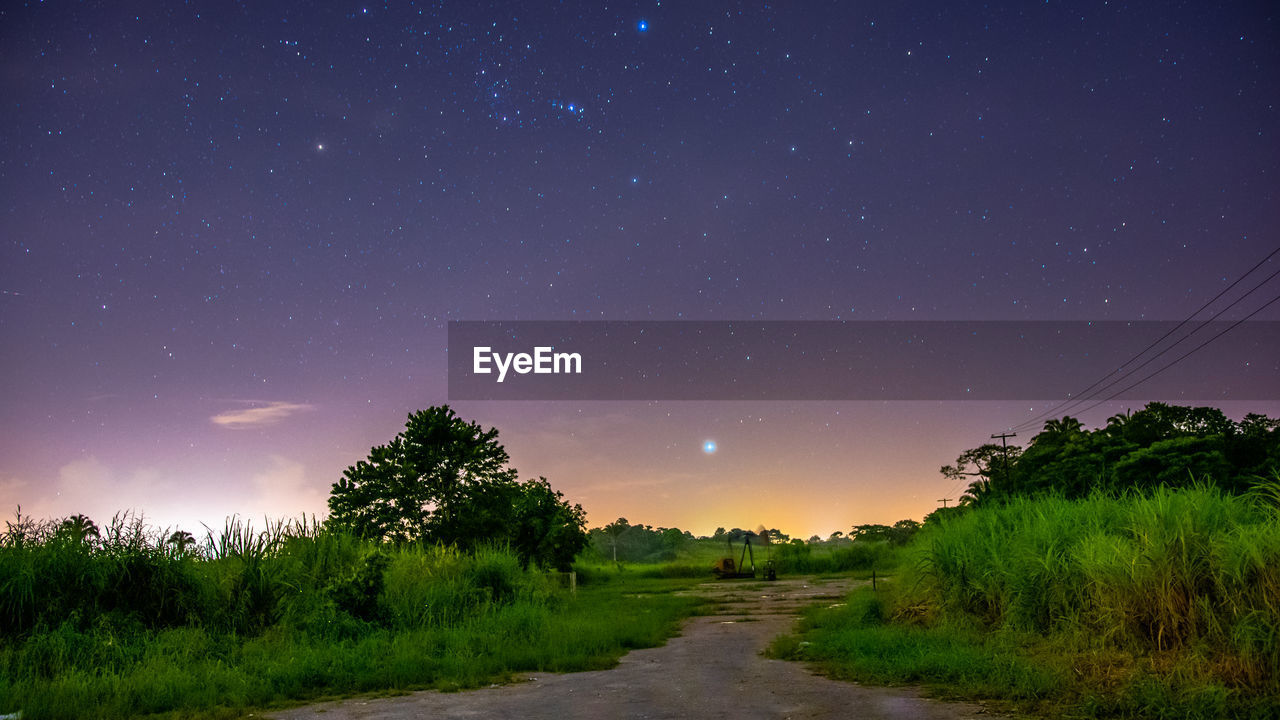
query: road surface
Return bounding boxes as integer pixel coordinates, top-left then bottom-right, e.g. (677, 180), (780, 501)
(270, 577), (991, 720)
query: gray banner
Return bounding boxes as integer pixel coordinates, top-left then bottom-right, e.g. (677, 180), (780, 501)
(447, 321), (1280, 401)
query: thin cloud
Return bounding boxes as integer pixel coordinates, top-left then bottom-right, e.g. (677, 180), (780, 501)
(211, 401), (314, 429)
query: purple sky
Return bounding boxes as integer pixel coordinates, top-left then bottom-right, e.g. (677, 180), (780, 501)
(2, 1), (1277, 538)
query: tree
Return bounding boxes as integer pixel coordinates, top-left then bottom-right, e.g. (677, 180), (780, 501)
(327, 406), (588, 568)
(510, 477), (588, 570)
(328, 406), (516, 544)
(943, 442), (1022, 501)
(1041, 416), (1084, 438)
(167, 530), (197, 556)
(57, 514), (99, 544)
(851, 520), (920, 546)
(600, 518), (631, 563)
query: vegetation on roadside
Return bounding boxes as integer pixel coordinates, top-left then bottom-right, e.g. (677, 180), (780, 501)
(0, 513), (703, 720)
(771, 485), (1280, 719)
(9, 402), (1277, 718)
(0, 407), (698, 719)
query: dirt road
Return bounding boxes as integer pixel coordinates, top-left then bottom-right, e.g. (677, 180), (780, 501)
(270, 577), (989, 719)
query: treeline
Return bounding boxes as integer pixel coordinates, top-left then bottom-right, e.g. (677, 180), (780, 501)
(582, 518), (935, 565)
(943, 402), (1280, 510)
(585, 519), (694, 563)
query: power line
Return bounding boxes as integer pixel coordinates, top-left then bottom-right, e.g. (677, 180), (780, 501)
(1006, 244), (1280, 434)
(1064, 291), (1280, 420)
(1010, 264), (1280, 432)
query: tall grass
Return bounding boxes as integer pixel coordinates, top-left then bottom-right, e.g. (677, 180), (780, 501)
(903, 485), (1280, 683)
(0, 513), (701, 719)
(771, 539), (900, 575)
(776, 485), (1280, 718)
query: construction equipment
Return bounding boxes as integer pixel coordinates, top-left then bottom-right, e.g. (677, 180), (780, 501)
(712, 533), (757, 579)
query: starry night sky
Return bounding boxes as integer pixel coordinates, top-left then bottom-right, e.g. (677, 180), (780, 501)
(2, 1), (1278, 537)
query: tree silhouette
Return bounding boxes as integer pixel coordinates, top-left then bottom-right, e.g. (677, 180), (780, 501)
(168, 530), (197, 556)
(328, 406), (516, 544)
(1041, 416), (1084, 437)
(327, 405), (586, 567)
(57, 514), (99, 544)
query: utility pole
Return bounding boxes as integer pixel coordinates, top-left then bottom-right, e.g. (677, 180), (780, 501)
(937, 498), (951, 508)
(991, 432), (1017, 487)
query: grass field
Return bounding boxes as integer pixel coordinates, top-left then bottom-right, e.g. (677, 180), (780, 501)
(769, 486), (1280, 719)
(0, 515), (706, 719)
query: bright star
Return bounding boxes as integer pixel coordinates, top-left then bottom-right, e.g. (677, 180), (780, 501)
(703, 440), (717, 454)
(638, 20), (648, 32)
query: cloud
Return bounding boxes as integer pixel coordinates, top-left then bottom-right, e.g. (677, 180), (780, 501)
(211, 401), (314, 429)
(250, 455), (328, 521)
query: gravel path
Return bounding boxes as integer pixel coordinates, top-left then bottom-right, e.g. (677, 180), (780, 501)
(269, 577), (991, 720)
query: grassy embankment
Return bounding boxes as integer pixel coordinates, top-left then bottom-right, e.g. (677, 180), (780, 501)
(0, 515), (704, 720)
(770, 485), (1280, 719)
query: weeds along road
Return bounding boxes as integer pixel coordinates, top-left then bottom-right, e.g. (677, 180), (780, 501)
(270, 577), (987, 720)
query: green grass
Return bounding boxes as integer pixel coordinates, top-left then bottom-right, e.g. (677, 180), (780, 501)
(576, 536), (903, 581)
(0, 516), (705, 719)
(769, 486), (1280, 719)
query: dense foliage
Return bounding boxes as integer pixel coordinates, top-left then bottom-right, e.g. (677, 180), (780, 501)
(943, 403), (1280, 509)
(327, 406), (587, 569)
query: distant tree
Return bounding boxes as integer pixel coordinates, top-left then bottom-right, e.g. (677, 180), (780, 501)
(850, 524), (890, 541)
(891, 519), (922, 543)
(851, 520), (920, 546)
(1041, 416), (1084, 437)
(601, 517), (631, 562)
(943, 443), (1021, 500)
(828, 530), (844, 541)
(167, 530), (197, 556)
(56, 514), (99, 544)
(660, 527), (686, 553)
(759, 528), (788, 544)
